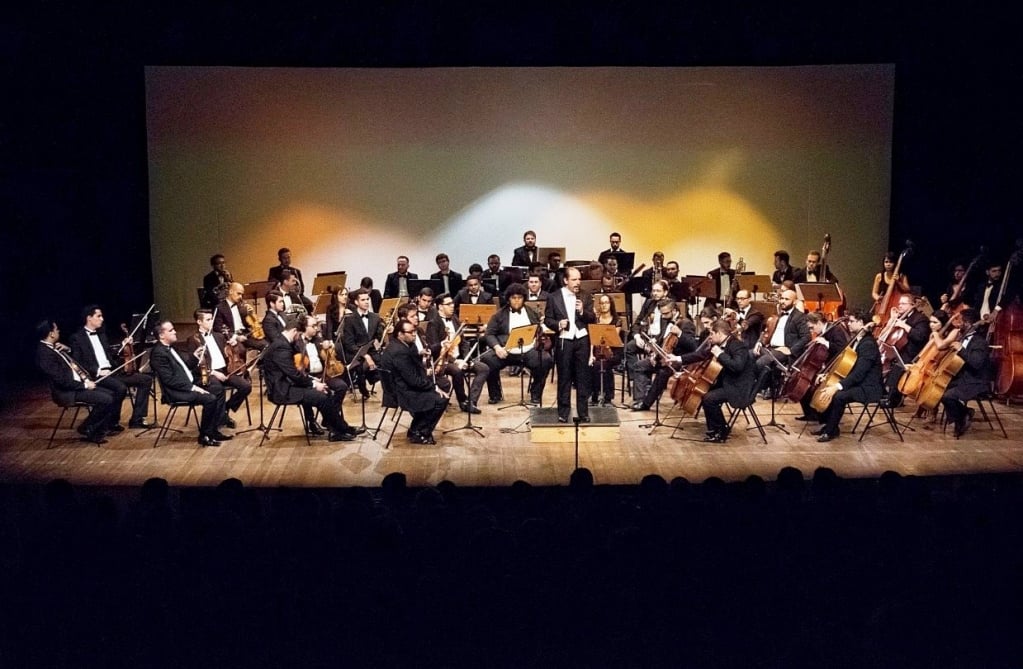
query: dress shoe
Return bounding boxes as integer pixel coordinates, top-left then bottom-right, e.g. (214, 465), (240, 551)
(703, 433), (726, 443)
(631, 402), (650, 411)
(212, 431), (234, 441)
(328, 431), (355, 442)
(221, 416), (237, 429)
(198, 435), (221, 447)
(557, 416), (568, 423)
(128, 419), (155, 429)
(816, 433), (836, 443)
(810, 427), (828, 436)
(579, 415), (590, 423)
(347, 425), (367, 435)
(419, 433), (437, 445)
(794, 415), (816, 422)
(105, 424), (125, 434)
(306, 423), (326, 436)
(81, 431), (108, 445)
(488, 395), (504, 404)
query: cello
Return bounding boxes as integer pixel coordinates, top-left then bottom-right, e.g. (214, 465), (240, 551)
(781, 317), (849, 403)
(989, 241), (1023, 397)
(808, 332), (862, 413)
(896, 317), (958, 398)
(942, 250), (984, 321)
(872, 242), (914, 325)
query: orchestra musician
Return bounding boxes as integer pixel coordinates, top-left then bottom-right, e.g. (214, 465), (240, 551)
(588, 292), (624, 407)
(706, 251), (737, 307)
(793, 311), (851, 423)
(481, 283), (553, 405)
(512, 230), (540, 267)
(882, 294), (931, 406)
(525, 273), (549, 302)
(36, 319), (117, 444)
(772, 250), (794, 286)
(261, 291), (289, 343)
(149, 320), (229, 447)
(359, 276), (383, 313)
(597, 231), (627, 266)
(390, 302), (452, 399)
(267, 247), (305, 295)
(188, 309), (252, 429)
(871, 252), (911, 306)
(323, 286), (352, 341)
(295, 313), (353, 435)
(630, 303), (702, 412)
(810, 308), (883, 443)
(276, 269), (314, 314)
(380, 320), (451, 445)
(734, 289), (764, 350)
(625, 279), (671, 382)
(383, 255), (418, 300)
(545, 266), (597, 423)
(792, 249), (839, 284)
(545, 251), (563, 290)
(413, 287), (437, 324)
(426, 293), (491, 414)
(481, 254), (507, 297)
(700, 319), (756, 443)
(940, 308), (992, 438)
(262, 314), (357, 442)
(202, 253), (233, 308)
(341, 288), (383, 397)
(939, 261), (971, 313)
(640, 251), (666, 298)
(755, 289), (811, 374)
(69, 305), (155, 430)
(431, 253), (464, 296)
(453, 275), (493, 315)
(213, 282), (267, 352)
(973, 262), (1005, 323)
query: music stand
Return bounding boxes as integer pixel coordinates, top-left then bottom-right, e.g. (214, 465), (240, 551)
(459, 304), (497, 332)
(609, 293), (628, 322)
(741, 275), (773, 301)
(796, 282), (843, 315)
(311, 272), (346, 296)
(349, 342), (377, 435)
(579, 279), (602, 294)
(312, 293), (332, 317)
(588, 324), (624, 407)
(683, 276), (715, 318)
(407, 278), (444, 299)
(606, 251), (636, 275)
(498, 324), (540, 411)
(502, 266), (528, 285)
(244, 281), (275, 314)
(378, 298), (402, 321)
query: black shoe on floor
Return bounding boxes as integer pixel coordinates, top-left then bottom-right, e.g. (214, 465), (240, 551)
(221, 416), (237, 429)
(703, 433), (726, 443)
(329, 431), (356, 442)
(106, 424), (126, 434)
(198, 435), (221, 447)
(306, 423), (326, 436)
(347, 425), (367, 435)
(488, 395), (504, 404)
(631, 402), (650, 411)
(794, 415), (816, 422)
(128, 419), (156, 429)
(579, 415), (591, 423)
(212, 432), (234, 441)
(810, 427), (827, 436)
(816, 433), (837, 443)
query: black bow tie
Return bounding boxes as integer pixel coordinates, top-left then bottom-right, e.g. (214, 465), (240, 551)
(87, 331), (98, 336)
(781, 310), (791, 316)
(510, 308), (523, 315)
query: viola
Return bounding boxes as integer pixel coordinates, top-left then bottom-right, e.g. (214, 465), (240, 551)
(244, 304), (265, 340)
(220, 325), (247, 375)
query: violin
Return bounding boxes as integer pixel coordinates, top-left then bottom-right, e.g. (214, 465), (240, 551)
(192, 332), (211, 386)
(243, 304), (265, 340)
(220, 325), (247, 375)
(119, 323), (137, 374)
(435, 323), (467, 373)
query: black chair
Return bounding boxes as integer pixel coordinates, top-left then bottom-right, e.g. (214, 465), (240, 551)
(850, 388), (905, 442)
(940, 388), (1008, 439)
(153, 378), (200, 448)
(726, 365), (772, 444)
(373, 367), (407, 448)
(47, 395), (92, 449)
(258, 377), (312, 447)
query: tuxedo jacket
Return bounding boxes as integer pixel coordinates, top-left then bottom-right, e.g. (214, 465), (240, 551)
(341, 311), (383, 360)
(792, 266), (839, 284)
(485, 306), (543, 349)
(268, 265), (305, 293)
(186, 330), (230, 371)
(383, 272), (419, 299)
(901, 309), (931, 361)
(512, 245), (539, 267)
(770, 309), (812, 359)
(430, 270), (464, 295)
(947, 332), (991, 398)
(262, 310), (288, 343)
(261, 335), (313, 402)
(425, 315), (463, 358)
(454, 288), (494, 314)
(380, 338), (441, 413)
(706, 267), (737, 301)
(543, 289), (596, 340)
(713, 337), (757, 407)
(525, 289), (550, 302)
(37, 342), (90, 403)
(213, 299), (250, 336)
(149, 342), (199, 395)
(69, 327), (117, 377)
(840, 333), (884, 400)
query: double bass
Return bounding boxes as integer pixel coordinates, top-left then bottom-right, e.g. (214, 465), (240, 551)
(942, 250), (984, 321)
(872, 241), (914, 325)
(815, 234), (845, 320)
(989, 241), (1023, 397)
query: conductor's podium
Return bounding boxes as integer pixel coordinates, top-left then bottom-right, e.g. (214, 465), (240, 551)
(529, 406), (621, 443)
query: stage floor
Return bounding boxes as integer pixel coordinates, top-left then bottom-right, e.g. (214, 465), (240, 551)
(3, 376), (1021, 488)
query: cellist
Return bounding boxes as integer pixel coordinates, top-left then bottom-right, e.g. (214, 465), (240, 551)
(793, 311), (850, 424)
(940, 308), (992, 438)
(700, 319), (756, 443)
(880, 294), (931, 407)
(810, 308), (883, 443)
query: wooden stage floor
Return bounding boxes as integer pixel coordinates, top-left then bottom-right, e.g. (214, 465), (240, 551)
(3, 375), (1021, 489)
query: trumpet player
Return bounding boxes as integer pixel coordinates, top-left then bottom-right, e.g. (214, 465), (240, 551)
(188, 309), (251, 429)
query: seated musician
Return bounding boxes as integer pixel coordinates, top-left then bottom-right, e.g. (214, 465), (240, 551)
(340, 288), (383, 397)
(426, 293), (490, 414)
(939, 261), (970, 313)
(202, 253), (233, 309)
(772, 250), (794, 286)
(545, 251), (564, 290)
(276, 269), (314, 314)
(755, 288), (810, 374)
(939, 308), (992, 438)
(359, 276), (383, 313)
(871, 252), (912, 305)
(734, 290), (765, 350)
(414, 287), (437, 323)
(188, 308), (252, 429)
(380, 320), (451, 445)
(630, 300), (700, 411)
(882, 293), (931, 406)
(588, 293), (623, 406)
(793, 311), (851, 423)
(480, 283), (554, 405)
(69, 304), (154, 430)
(624, 279), (670, 383)
(149, 320), (229, 447)
(262, 315), (357, 442)
(294, 314), (352, 435)
(453, 275), (493, 314)
(213, 282), (267, 351)
(603, 256), (627, 286)
(481, 254), (507, 297)
(525, 273), (549, 302)
(700, 319), (757, 443)
(323, 286), (352, 341)
(810, 308), (883, 442)
(383, 255), (418, 300)
(36, 319), (117, 444)
(388, 302), (452, 396)
(262, 290), (289, 343)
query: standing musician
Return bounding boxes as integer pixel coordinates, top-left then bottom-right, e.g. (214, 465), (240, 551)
(188, 309), (252, 429)
(700, 319), (757, 443)
(384, 255), (418, 300)
(545, 266), (597, 423)
(149, 321), (229, 447)
(213, 282), (267, 352)
(810, 309), (883, 443)
(630, 302), (701, 411)
(625, 279), (670, 382)
(871, 252), (911, 306)
(294, 314), (352, 435)
(755, 289), (811, 374)
(426, 293), (490, 414)
(262, 314), (357, 443)
(973, 262), (1005, 323)
(512, 230), (540, 267)
(588, 292), (624, 407)
(261, 291), (289, 343)
(706, 251), (737, 308)
(69, 305), (154, 430)
(380, 320), (451, 445)
(276, 269), (314, 314)
(597, 231), (627, 265)
(939, 261), (971, 313)
(202, 253), (233, 308)
(793, 311), (851, 423)
(341, 288), (383, 397)
(480, 283), (553, 405)
(772, 250), (794, 286)
(36, 319), (117, 444)
(431, 253), (464, 296)
(940, 308), (991, 438)
(267, 247), (306, 295)
(793, 249), (839, 284)
(481, 254), (507, 297)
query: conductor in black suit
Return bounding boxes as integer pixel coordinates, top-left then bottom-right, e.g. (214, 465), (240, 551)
(36, 320), (116, 443)
(380, 320), (450, 444)
(383, 255), (419, 299)
(545, 266), (597, 423)
(149, 320), (229, 447)
(700, 319), (756, 443)
(811, 309), (883, 442)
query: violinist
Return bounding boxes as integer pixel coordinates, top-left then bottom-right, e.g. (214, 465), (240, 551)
(380, 321), (450, 445)
(267, 247), (306, 295)
(340, 288), (383, 397)
(810, 309), (883, 443)
(69, 305), (154, 430)
(700, 319), (756, 443)
(36, 319), (117, 443)
(295, 315), (351, 435)
(481, 283), (553, 406)
(213, 282), (267, 352)
(734, 290), (765, 350)
(390, 302), (450, 404)
(940, 308), (992, 438)
(793, 250), (839, 284)
(793, 311), (851, 423)
(188, 309), (251, 429)
(261, 290), (289, 342)
(425, 293), (490, 413)
(755, 289), (811, 374)
(871, 252), (911, 306)
(202, 253), (233, 308)
(630, 302), (701, 411)
(588, 293), (623, 407)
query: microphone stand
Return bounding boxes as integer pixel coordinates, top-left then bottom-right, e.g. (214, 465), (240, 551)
(573, 415), (582, 470)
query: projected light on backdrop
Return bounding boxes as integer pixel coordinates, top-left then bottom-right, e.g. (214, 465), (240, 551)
(146, 66), (893, 320)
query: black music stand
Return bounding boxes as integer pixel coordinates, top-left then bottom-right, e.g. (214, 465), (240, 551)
(758, 349), (791, 434)
(349, 342), (378, 436)
(243, 281), (275, 315)
(684, 276), (715, 317)
(742, 275), (773, 301)
(498, 324), (538, 411)
(407, 278), (444, 299)
(443, 357), (485, 438)
(606, 251), (636, 276)
(797, 282), (843, 315)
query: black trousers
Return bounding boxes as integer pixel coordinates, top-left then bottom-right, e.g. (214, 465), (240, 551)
(98, 371), (153, 423)
(163, 385), (226, 438)
(73, 387), (117, 433)
(555, 335), (591, 419)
